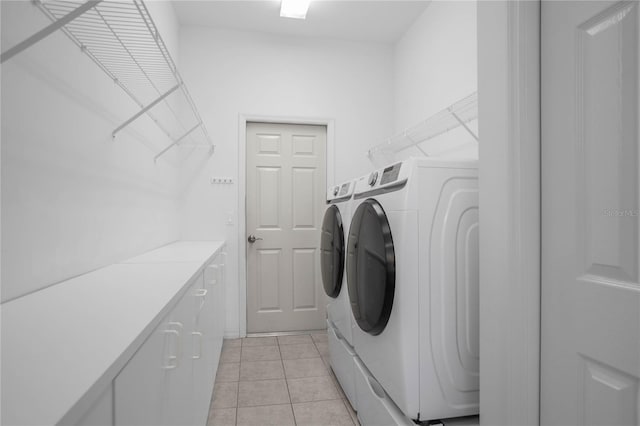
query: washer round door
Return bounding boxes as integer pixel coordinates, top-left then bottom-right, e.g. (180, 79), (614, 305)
(347, 199), (395, 335)
(320, 205), (345, 298)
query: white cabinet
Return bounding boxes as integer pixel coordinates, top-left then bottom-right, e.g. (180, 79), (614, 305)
(76, 385), (113, 426)
(193, 256), (225, 425)
(114, 279), (197, 426)
(1, 241), (225, 426)
(113, 315), (167, 425)
(114, 250), (226, 426)
(164, 278), (198, 426)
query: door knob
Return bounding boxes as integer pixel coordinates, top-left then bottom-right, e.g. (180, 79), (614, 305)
(248, 234), (263, 243)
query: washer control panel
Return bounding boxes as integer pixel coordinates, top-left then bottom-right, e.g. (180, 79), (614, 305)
(327, 180), (355, 202)
(338, 182), (351, 196)
(353, 161), (407, 197)
(380, 162), (402, 185)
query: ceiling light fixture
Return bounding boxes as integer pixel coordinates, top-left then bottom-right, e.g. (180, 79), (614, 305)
(280, 0), (311, 20)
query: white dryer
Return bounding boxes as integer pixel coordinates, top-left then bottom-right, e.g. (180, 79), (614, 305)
(320, 180), (358, 408)
(347, 157), (479, 422)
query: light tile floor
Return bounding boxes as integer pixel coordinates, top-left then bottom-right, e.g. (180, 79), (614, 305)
(208, 331), (359, 426)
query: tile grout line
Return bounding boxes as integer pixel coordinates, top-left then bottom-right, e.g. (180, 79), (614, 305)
(341, 399), (357, 426)
(235, 339), (242, 426)
(217, 334), (351, 425)
(320, 330), (357, 425)
(311, 334), (343, 401)
(277, 336), (298, 426)
(311, 332), (355, 422)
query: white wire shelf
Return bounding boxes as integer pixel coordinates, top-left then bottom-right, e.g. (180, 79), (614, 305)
(367, 91), (478, 161)
(1, 0), (214, 162)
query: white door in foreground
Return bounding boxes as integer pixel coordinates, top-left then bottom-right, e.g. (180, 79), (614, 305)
(541, 1), (640, 425)
(246, 122), (327, 333)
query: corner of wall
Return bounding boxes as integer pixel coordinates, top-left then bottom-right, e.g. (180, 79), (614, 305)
(391, 0), (478, 154)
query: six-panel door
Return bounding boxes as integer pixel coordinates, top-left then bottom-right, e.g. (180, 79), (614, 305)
(541, 1), (640, 424)
(246, 122), (328, 333)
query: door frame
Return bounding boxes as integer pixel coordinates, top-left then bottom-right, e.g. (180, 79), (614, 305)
(237, 114), (335, 337)
(478, 1), (541, 425)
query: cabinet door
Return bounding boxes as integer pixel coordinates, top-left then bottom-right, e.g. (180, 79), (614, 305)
(114, 315), (170, 426)
(76, 385), (113, 426)
(207, 259), (224, 354)
(216, 251), (227, 342)
(163, 280), (198, 426)
(115, 267), (222, 426)
(193, 270), (215, 426)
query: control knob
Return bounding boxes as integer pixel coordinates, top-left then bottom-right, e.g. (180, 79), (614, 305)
(368, 171), (378, 186)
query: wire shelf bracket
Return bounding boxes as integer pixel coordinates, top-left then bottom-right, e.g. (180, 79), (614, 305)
(449, 110), (479, 142)
(367, 91), (478, 161)
(112, 83), (181, 138)
(154, 122), (203, 163)
(2, 0), (215, 162)
(0, 0), (102, 64)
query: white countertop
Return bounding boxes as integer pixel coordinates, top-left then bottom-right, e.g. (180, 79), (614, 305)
(123, 240), (225, 265)
(1, 241), (225, 426)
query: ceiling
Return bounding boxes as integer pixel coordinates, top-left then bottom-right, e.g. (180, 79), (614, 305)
(172, 1), (431, 43)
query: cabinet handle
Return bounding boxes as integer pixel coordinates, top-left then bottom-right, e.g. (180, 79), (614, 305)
(162, 329), (180, 370)
(208, 264), (222, 287)
(167, 321), (183, 330)
(166, 322), (183, 361)
(192, 331), (203, 359)
(195, 288), (207, 311)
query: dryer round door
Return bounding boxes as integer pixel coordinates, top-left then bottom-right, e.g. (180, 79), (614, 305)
(320, 205), (345, 298)
(347, 199), (395, 335)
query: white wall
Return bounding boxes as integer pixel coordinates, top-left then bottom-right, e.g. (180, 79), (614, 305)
(391, 1), (478, 160)
(145, 1), (180, 62)
(177, 27), (394, 336)
(1, 1), (183, 302)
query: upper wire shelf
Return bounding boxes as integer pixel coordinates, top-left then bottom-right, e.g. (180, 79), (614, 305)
(367, 91), (478, 162)
(1, 0), (213, 162)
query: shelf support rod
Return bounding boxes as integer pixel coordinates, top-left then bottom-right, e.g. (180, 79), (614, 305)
(1, 0), (103, 64)
(405, 133), (429, 157)
(112, 83), (181, 138)
(154, 122), (201, 163)
(449, 110), (479, 142)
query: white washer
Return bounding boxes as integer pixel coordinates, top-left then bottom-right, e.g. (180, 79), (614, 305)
(347, 157), (479, 422)
(322, 180), (356, 344)
(320, 180), (357, 408)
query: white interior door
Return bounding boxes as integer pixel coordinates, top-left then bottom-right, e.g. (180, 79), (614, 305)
(246, 122), (327, 333)
(541, 1), (640, 425)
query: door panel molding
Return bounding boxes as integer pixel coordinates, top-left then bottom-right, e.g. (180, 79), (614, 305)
(575, 0), (639, 286)
(237, 115), (335, 337)
(541, 1), (639, 424)
(578, 355), (640, 426)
